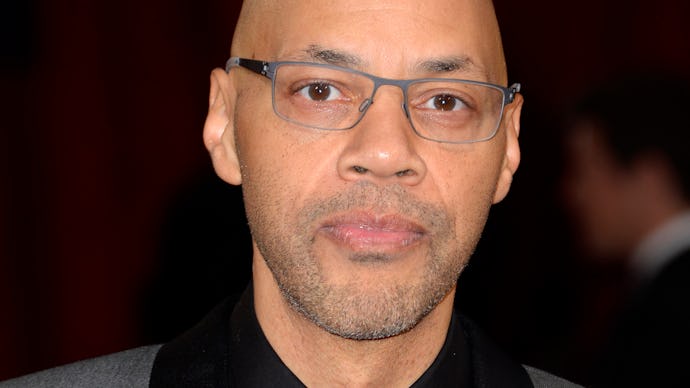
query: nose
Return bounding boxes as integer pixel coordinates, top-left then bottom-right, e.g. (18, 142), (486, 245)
(336, 87), (427, 185)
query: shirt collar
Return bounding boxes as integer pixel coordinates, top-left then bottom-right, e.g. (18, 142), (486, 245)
(631, 210), (690, 280)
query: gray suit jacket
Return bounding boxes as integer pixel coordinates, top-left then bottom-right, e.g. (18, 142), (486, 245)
(0, 345), (161, 388)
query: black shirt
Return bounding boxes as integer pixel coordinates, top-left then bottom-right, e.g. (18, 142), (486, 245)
(150, 286), (533, 387)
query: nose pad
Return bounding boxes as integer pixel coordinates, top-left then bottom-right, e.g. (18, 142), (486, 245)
(359, 99), (411, 122)
(358, 99), (372, 112)
(357, 88), (413, 132)
(401, 102), (410, 119)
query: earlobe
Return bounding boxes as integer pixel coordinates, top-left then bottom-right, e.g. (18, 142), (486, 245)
(203, 68), (242, 185)
(492, 94), (523, 204)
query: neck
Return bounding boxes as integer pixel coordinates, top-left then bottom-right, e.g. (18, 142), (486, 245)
(253, 257), (454, 387)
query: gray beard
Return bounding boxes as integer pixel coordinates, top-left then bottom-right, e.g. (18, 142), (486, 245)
(249, 181), (475, 340)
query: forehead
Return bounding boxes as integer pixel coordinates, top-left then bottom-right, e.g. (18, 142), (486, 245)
(239, 0), (505, 83)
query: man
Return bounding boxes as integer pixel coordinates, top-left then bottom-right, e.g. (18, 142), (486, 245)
(1, 0), (578, 386)
(562, 74), (690, 387)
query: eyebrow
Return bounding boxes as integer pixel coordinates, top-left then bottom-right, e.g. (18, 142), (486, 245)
(416, 56), (491, 82)
(303, 45), (363, 68)
(297, 46), (486, 79)
(416, 56), (475, 74)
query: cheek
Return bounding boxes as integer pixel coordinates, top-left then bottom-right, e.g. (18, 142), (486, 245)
(438, 142), (504, 199)
(234, 103), (341, 229)
(428, 146), (504, 241)
(233, 92), (289, 216)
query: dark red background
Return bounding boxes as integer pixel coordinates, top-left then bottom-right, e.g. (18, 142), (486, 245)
(2, 0), (689, 383)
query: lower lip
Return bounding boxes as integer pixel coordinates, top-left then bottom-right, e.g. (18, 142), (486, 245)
(319, 224), (424, 251)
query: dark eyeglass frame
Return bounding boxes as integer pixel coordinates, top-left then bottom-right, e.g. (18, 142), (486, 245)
(225, 56), (521, 144)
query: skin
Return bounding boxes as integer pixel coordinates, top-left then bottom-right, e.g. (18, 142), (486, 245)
(204, 0), (522, 386)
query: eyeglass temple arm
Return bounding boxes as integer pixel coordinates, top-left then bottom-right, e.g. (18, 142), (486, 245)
(225, 57), (273, 79)
(506, 83), (521, 104)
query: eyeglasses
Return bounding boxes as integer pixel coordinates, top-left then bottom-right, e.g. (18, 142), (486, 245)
(226, 57), (520, 144)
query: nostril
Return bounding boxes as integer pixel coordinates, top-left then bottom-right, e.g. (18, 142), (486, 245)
(351, 166), (416, 177)
(353, 165), (368, 174)
(395, 169), (413, 177)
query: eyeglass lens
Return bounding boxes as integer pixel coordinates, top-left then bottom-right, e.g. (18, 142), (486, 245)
(271, 63), (506, 143)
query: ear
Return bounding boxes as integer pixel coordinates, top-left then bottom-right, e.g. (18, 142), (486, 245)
(203, 68), (242, 185)
(493, 93), (523, 204)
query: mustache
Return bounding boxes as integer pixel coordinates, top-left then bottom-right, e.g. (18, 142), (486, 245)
(297, 181), (453, 233)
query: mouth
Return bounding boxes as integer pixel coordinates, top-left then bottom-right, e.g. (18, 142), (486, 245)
(317, 211), (427, 252)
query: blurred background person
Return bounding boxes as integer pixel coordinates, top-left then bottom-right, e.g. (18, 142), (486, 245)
(561, 73), (690, 387)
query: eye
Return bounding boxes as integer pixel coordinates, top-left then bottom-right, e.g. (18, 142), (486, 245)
(297, 82), (343, 101)
(421, 94), (467, 111)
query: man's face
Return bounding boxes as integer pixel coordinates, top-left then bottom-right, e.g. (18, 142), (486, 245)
(210, 0), (520, 339)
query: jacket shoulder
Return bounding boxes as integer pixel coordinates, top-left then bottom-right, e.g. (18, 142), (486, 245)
(0, 345), (162, 388)
(524, 365), (583, 388)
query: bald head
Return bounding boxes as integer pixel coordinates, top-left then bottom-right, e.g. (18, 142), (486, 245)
(230, 0), (508, 85)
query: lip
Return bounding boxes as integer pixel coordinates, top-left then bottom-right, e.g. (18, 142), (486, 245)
(317, 212), (427, 252)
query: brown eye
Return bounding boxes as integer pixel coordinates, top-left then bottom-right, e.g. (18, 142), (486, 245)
(433, 94), (457, 111)
(306, 82), (332, 101)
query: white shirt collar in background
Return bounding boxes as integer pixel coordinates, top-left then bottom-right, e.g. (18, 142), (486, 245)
(631, 210), (690, 281)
